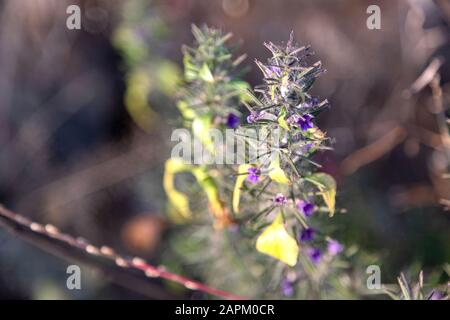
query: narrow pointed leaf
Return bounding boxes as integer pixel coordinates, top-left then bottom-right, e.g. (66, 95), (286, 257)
(278, 107), (290, 130)
(199, 63), (214, 82)
(163, 158), (192, 220)
(308, 172), (336, 216)
(232, 164), (252, 213)
(268, 154), (290, 184)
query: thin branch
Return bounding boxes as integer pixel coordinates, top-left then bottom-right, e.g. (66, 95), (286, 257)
(405, 57), (444, 97)
(340, 126), (408, 175)
(0, 204), (245, 300)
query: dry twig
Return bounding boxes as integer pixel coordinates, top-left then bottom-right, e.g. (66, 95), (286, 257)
(0, 204), (245, 300)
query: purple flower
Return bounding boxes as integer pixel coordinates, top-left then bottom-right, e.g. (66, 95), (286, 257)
(307, 248), (322, 264)
(246, 167), (260, 184)
(301, 97), (320, 109)
(327, 239), (344, 256)
(296, 200), (315, 217)
(304, 143), (313, 152)
(246, 111), (265, 124)
(226, 113), (240, 129)
(429, 290), (444, 300)
(280, 278), (294, 297)
(268, 65), (282, 77)
(296, 114), (314, 131)
(274, 193), (287, 206)
(299, 228), (315, 242)
(246, 114), (255, 124)
(246, 112), (258, 124)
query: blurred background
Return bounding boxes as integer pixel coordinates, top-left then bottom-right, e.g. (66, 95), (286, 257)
(0, 0), (449, 299)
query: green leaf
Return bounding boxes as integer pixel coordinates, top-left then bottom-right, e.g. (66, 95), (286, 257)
(183, 53), (198, 81)
(232, 164), (252, 213)
(278, 107), (290, 131)
(191, 24), (205, 43)
(309, 99), (330, 117)
(199, 63), (214, 82)
(301, 77), (316, 92)
(124, 69), (155, 131)
(228, 81), (252, 102)
(244, 89), (263, 106)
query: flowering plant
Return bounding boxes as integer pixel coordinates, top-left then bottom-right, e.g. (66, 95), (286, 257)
(163, 25), (360, 298)
(232, 32), (339, 268)
(383, 272), (449, 300)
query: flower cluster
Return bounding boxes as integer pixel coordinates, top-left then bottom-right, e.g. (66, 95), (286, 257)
(221, 33), (351, 297)
(165, 26), (354, 299)
(232, 33), (340, 268)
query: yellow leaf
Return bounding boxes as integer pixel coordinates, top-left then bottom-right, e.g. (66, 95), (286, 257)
(199, 63), (214, 82)
(154, 60), (181, 96)
(256, 214), (299, 266)
(124, 70), (155, 131)
(278, 107), (290, 131)
(192, 114), (215, 153)
(166, 202), (188, 224)
(192, 167), (233, 229)
(322, 189), (336, 216)
(191, 167), (222, 216)
(312, 127), (325, 140)
(163, 158), (192, 220)
(177, 101), (196, 120)
(308, 173), (337, 217)
(163, 159), (232, 227)
(183, 52), (197, 81)
(232, 164), (252, 213)
(268, 154), (290, 184)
